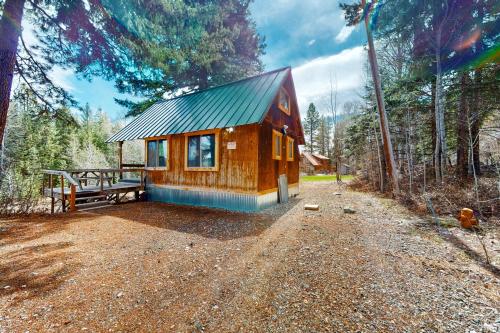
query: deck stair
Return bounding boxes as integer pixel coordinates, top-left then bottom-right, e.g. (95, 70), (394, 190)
(74, 195), (111, 211)
(76, 201), (112, 211)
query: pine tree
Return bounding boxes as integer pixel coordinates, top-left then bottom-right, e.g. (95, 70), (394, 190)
(0, 0), (265, 142)
(303, 103), (321, 153)
(316, 116), (331, 157)
(0, 85), (62, 213)
(117, 0), (265, 116)
(74, 104), (116, 168)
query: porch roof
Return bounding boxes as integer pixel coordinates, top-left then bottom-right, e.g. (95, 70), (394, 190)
(107, 67), (291, 142)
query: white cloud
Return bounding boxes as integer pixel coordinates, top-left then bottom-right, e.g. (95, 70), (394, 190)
(48, 67), (77, 92)
(292, 46), (366, 115)
(307, 39), (316, 46)
(335, 25), (355, 43)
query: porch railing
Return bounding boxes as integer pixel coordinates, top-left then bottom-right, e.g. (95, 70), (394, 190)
(42, 170), (79, 213)
(42, 168), (145, 213)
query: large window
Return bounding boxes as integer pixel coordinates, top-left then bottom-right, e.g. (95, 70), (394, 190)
(286, 137), (294, 161)
(272, 129), (283, 160)
(278, 88), (290, 115)
(185, 132), (219, 170)
(146, 139), (168, 168)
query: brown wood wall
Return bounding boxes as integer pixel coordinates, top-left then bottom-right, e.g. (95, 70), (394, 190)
(147, 74), (303, 194)
(147, 124), (259, 193)
(257, 77), (301, 192)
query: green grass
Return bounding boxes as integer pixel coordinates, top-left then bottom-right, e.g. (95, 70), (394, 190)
(300, 174), (354, 182)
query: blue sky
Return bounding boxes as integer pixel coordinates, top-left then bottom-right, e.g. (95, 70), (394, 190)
(251, 0), (364, 69)
(250, 0), (367, 114)
(20, 0), (367, 120)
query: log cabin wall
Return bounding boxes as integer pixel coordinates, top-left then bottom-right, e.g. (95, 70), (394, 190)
(258, 77), (301, 192)
(146, 124), (259, 193)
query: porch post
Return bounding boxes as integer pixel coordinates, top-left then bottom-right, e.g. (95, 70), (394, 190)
(118, 141), (123, 180)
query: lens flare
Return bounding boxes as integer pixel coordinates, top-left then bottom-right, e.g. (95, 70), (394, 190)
(361, 0), (384, 31)
(469, 43), (500, 69)
(361, 0), (499, 71)
(454, 28), (481, 51)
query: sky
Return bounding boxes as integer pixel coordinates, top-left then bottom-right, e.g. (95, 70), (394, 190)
(20, 0), (368, 120)
(250, 0), (367, 114)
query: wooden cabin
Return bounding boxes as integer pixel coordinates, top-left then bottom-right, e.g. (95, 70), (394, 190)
(300, 152), (331, 175)
(107, 67), (305, 212)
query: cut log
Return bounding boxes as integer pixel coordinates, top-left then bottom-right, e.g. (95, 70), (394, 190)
(343, 207), (356, 214)
(304, 204), (319, 211)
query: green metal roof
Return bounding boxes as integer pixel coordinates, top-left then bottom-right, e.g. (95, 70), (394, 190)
(107, 67), (291, 142)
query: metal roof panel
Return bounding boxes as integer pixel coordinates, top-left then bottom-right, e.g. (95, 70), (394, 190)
(107, 67), (291, 142)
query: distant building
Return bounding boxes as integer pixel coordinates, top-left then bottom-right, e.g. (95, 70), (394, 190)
(300, 152), (331, 175)
(339, 164), (351, 175)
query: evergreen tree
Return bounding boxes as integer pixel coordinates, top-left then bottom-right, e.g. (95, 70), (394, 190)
(0, 85), (64, 213)
(316, 116), (331, 157)
(0, 0), (265, 142)
(75, 104), (116, 168)
(116, 0), (265, 116)
(303, 103), (321, 153)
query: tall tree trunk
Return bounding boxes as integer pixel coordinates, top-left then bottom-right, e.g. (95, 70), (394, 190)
(0, 0), (26, 146)
(335, 136), (341, 182)
(309, 122), (313, 153)
(362, 0), (400, 195)
(334, 124), (341, 182)
(373, 118), (386, 193)
(405, 109), (414, 193)
(470, 0), (485, 177)
(434, 47), (446, 183)
(198, 67), (209, 90)
(456, 72), (469, 181)
(378, 138), (388, 193)
(470, 69), (482, 176)
(430, 80), (436, 180)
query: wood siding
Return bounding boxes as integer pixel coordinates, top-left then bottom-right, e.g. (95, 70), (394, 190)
(146, 73), (303, 196)
(146, 124), (259, 193)
(257, 76), (301, 192)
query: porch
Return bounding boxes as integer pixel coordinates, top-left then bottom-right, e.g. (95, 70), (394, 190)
(42, 167), (145, 213)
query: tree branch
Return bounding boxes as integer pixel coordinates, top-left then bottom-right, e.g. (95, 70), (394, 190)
(15, 60), (56, 110)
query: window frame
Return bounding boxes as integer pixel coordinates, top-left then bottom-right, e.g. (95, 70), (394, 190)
(272, 129), (283, 160)
(286, 136), (294, 161)
(278, 88), (291, 115)
(184, 129), (220, 172)
(145, 136), (170, 170)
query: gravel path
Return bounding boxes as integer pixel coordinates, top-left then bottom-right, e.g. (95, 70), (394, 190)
(0, 182), (498, 332)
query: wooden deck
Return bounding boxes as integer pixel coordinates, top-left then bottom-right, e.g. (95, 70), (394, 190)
(42, 169), (145, 213)
(44, 181), (143, 197)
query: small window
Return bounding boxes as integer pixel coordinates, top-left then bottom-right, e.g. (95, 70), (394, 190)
(272, 129), (283, 160)
(185, 132), (218, 170)
(286, 137), (294, 161)
(278, 88), (290, 115)
(158, 139), (168, 167)
(146, 138), (169, 168)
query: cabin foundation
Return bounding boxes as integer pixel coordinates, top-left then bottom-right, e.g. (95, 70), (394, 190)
(146, 183), (299, 212)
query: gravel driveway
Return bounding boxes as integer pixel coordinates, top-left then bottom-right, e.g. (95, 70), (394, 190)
(0, 182), (498, 332)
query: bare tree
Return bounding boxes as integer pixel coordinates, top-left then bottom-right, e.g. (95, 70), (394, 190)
(323, 72), (343, 182)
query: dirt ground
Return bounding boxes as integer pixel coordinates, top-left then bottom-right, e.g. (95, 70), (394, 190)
(0, 182), (499, 332)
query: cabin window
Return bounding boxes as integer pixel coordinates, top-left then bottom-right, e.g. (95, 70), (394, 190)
(185, 132), (219, 171)
(278, 88), (290, 115)
(146, 139), (168, 168)
(286, 137), (294, 161)
(272, 129), (283, 160)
